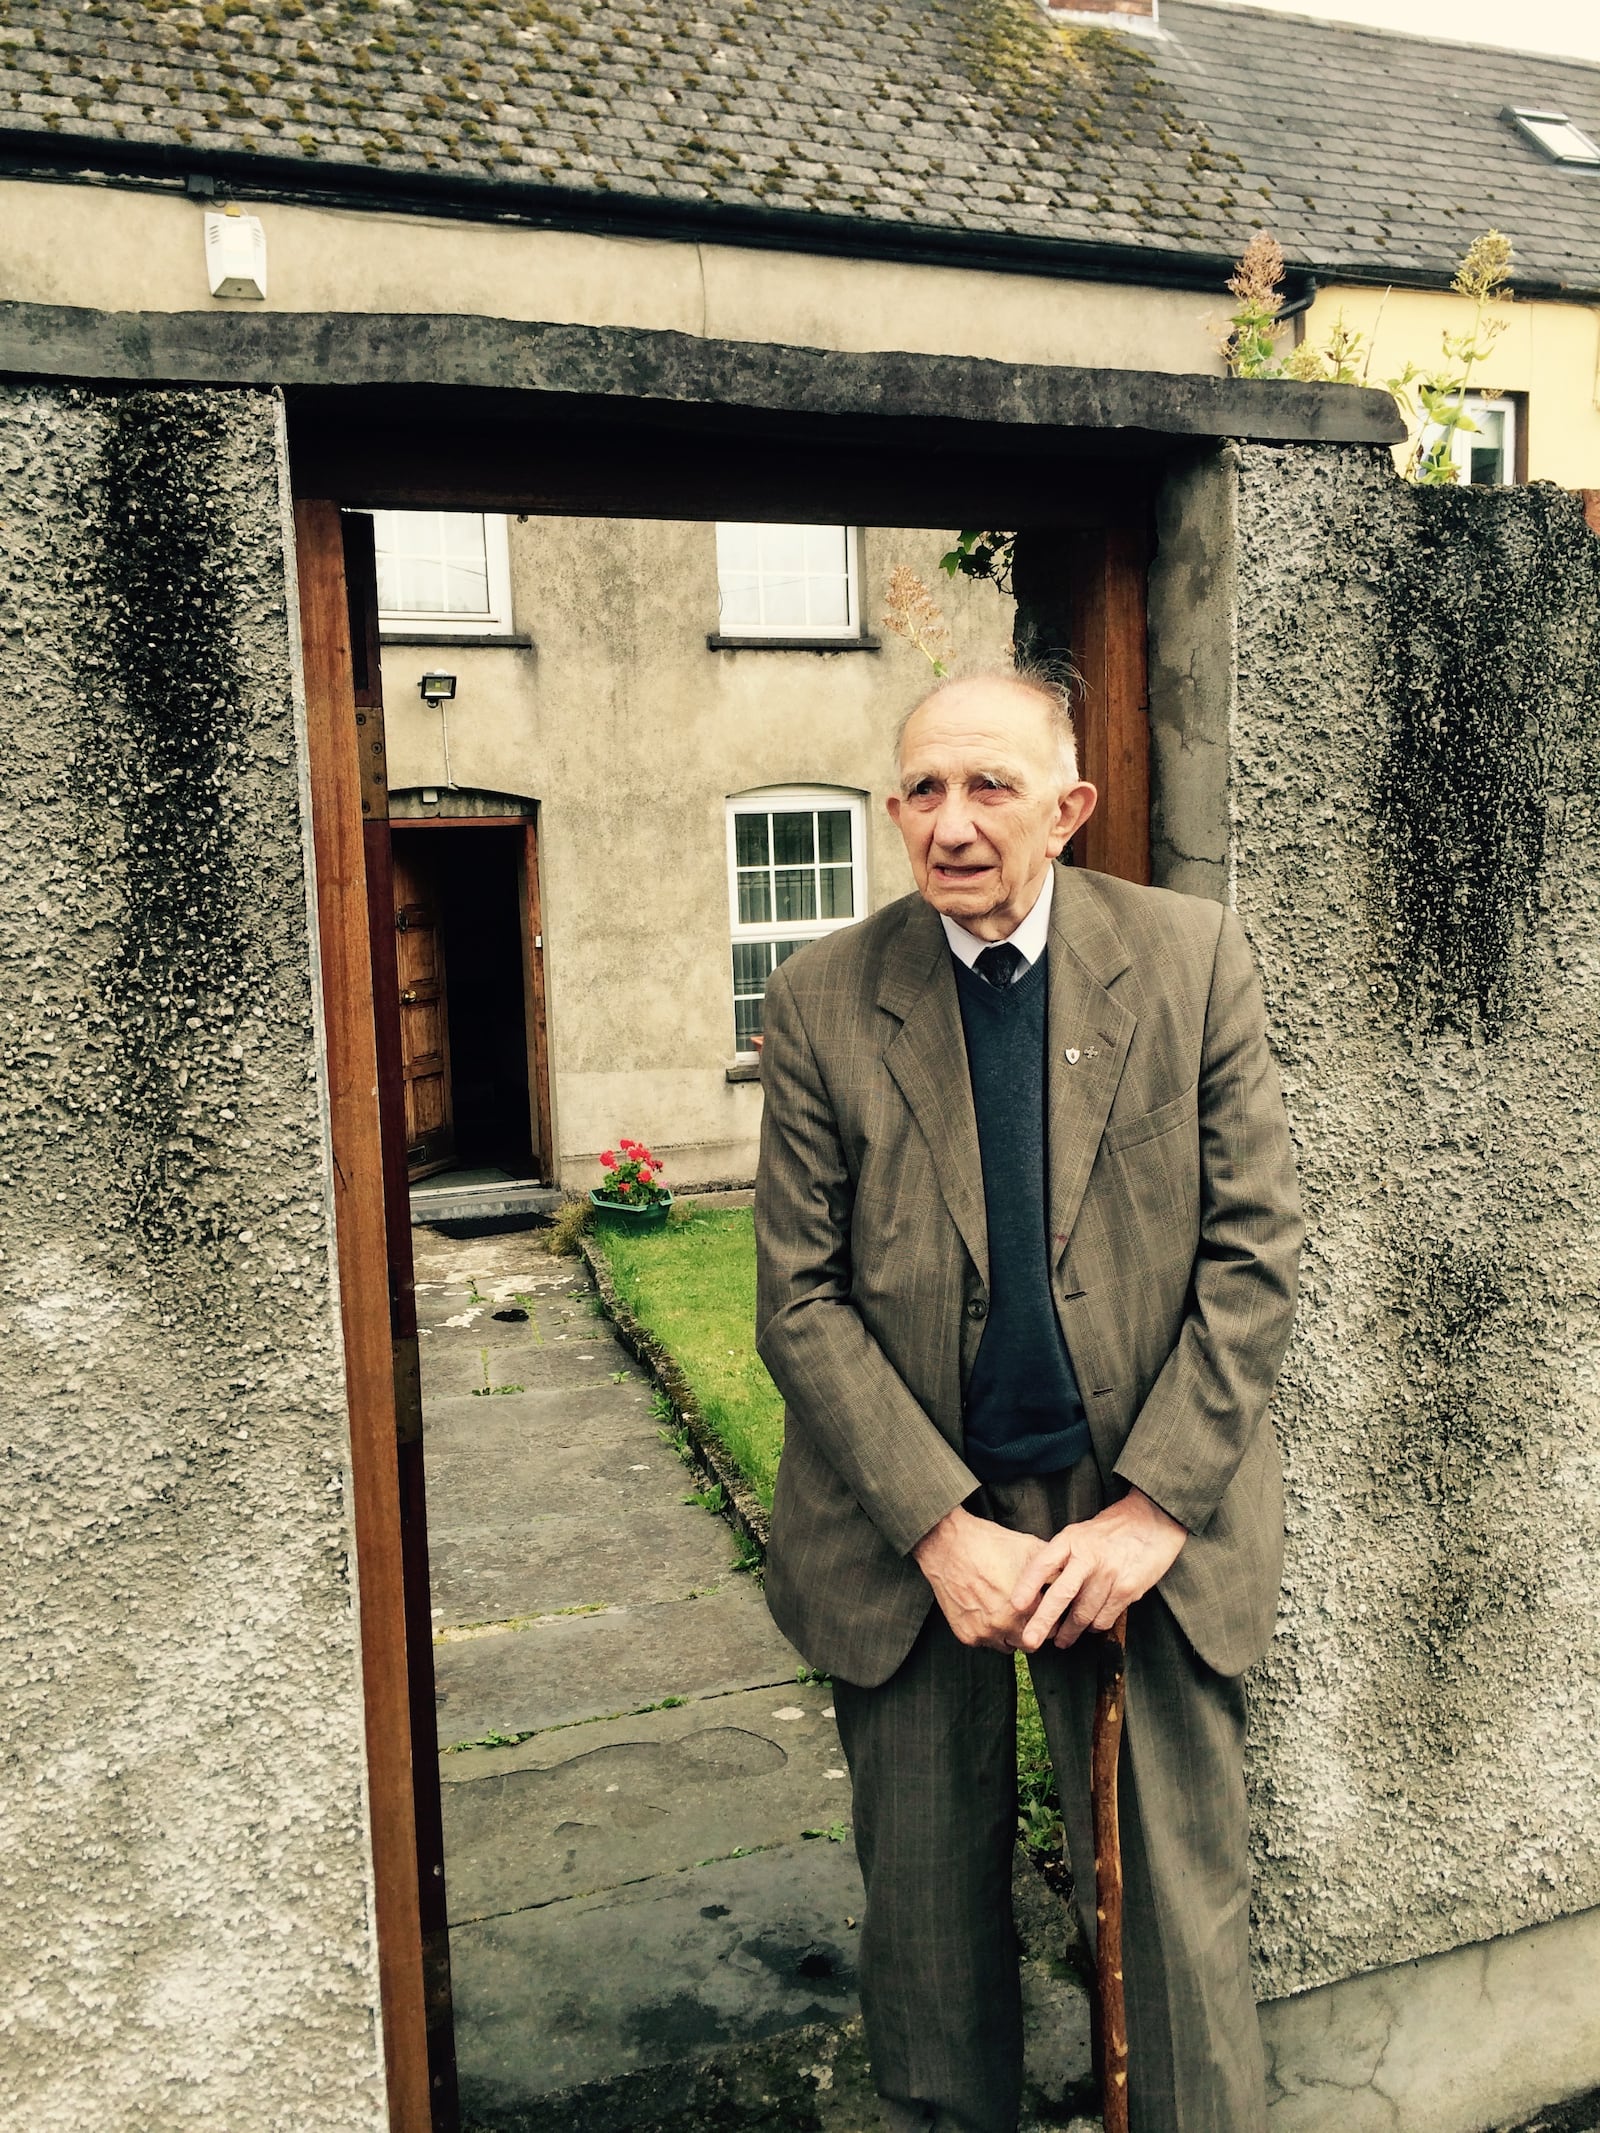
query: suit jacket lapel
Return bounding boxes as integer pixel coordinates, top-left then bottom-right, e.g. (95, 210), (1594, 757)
(878, 900), (990, 1287)
(1046, 869), (1137, 1267)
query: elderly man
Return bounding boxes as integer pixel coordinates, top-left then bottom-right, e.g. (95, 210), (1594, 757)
(754, 668), (1302, 2133)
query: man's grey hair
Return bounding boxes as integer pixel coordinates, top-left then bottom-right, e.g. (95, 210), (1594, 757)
(892, 663), (1081, 790)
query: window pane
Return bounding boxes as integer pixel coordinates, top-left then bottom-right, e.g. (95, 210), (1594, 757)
(440, 513), (488, 562)
(761, 571), (809, 627)
(772, 938), (807, 966)
(732, 941), (773, 992)
(716, 524), (759, 572)
(762, 526), (809, 576)
(820, 865), (855, 919)
(396, 556), (442, 613)
(803, 525), (848, 574)
(817, 810), (853, 864)
(734, 994), (764, 1049)
(715, 522), (855, 635)
(737, 871), (772, 925)
(373, 510), (493, 617)
(807, 574), (850, 627)
(720, 575), (761, 627)
(774, 868), (817, 923)
(772, 814), (815, 865)
(735, 813), (770, 867)
(1468, 408), (1507, 485)
(441, 557), (491, 613)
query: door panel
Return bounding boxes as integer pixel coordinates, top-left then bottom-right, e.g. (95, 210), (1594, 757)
(393, 846), (455, 1178)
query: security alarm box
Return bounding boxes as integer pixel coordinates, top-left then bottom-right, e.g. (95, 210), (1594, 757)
(204, 210), (268, 301)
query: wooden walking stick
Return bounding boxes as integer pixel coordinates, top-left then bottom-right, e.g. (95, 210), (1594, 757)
(1090, 1609), (1130, 2133)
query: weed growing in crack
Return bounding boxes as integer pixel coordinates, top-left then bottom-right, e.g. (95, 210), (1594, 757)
(470, 1346), (523, 1398)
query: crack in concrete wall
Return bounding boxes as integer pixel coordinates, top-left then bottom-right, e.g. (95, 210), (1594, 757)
(0, 384), (385, 2131)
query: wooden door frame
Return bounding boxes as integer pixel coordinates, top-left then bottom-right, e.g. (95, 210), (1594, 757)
(296, 484), (1151, 2133)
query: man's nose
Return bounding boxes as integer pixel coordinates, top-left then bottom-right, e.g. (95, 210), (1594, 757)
(931, 792), (978, 848)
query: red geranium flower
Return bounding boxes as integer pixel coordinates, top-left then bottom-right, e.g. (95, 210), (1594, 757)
(638, 1165), (654, 1184)
(599, 1150), (616, 1169)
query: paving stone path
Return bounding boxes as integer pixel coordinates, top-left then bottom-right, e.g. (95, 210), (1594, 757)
(413, 1224), (1094, 2133)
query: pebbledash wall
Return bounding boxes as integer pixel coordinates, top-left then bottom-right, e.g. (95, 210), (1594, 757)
(0, 385), (385, 2131)
(1148, 442), (1600, 2125)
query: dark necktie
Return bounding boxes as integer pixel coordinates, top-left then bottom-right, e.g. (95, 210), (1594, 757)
(974, 942), (1025, 989)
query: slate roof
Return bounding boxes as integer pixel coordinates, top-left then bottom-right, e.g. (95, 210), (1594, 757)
(2, 0), (1599, 294)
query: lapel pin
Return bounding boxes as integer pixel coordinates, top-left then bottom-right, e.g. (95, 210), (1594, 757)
(1064, 1048), (1080, 1065)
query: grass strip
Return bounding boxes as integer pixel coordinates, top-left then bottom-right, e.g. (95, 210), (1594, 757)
(589, 1205), (784, 1507)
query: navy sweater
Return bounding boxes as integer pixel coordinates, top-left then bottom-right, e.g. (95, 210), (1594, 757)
(953, 950), (1091, 1481)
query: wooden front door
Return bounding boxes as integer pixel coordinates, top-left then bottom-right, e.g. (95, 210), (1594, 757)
(392, 839), (455, 1177)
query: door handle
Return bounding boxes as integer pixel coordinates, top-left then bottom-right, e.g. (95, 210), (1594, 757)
(399, 988), (418, 1004)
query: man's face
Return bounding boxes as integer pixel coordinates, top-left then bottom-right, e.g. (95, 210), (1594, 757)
(886, 680), (1098, 940)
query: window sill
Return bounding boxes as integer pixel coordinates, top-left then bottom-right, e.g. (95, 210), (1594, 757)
(725, 1061), (762, 1084)
(706, 633), (881, 653)
(380, 630), (535, 648)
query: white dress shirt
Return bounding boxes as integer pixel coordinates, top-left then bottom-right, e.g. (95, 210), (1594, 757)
(938, 866), (1055, 973)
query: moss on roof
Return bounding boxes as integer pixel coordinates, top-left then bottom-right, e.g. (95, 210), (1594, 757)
(2, 0), (1599, 287)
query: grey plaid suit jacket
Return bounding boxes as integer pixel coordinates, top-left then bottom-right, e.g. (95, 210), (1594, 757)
(754, 862), (1303, 1688)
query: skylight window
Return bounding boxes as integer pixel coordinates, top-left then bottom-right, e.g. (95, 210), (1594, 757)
(1504, 108), (1600, 166)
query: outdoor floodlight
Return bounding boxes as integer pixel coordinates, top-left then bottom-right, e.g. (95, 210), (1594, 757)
(419, 671), (458, 702)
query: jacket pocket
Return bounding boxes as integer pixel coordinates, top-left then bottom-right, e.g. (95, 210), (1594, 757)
(1101, 1080), (1199, 1155)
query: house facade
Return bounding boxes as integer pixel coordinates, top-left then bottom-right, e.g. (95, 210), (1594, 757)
(372, 510), (1015, 1191)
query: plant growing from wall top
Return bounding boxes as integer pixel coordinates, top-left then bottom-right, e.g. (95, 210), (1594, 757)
(1389, 231), (1515, 486)
(1218, 227), (1517, 486)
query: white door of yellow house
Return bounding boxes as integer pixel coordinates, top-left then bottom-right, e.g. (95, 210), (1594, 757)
(392, 837), (455, 1178)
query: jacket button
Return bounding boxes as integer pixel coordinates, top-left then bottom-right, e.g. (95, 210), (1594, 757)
(965, 1298), (988, 1321)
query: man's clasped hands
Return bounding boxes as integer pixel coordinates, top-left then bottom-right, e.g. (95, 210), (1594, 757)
(912, 1489), (1189, 1653)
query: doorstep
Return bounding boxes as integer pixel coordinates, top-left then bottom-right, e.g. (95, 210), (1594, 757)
(410, 1175), (565, 1226)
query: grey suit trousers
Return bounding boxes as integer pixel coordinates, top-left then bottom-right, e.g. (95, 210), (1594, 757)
(832, 1462), (1266, 2133)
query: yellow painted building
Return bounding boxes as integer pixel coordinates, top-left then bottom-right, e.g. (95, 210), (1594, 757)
(1300, 283), (1600, 487)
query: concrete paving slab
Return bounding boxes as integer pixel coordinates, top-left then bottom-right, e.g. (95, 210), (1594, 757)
(429, 1503), (737, 1628)
(450, 1838), (866, 2104)
(440, 1683), (850, 1922)
(419, 1317), (638, 1400)
(422, 1385), (667, 1465)
(434, 1585), (804, 1746)
(450, 1843), (1093, 2127)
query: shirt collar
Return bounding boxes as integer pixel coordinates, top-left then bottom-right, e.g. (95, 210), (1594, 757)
(938, 866), (1055, 972)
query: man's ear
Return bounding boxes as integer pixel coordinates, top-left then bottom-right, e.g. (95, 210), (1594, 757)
(886, 793), (903, 828)
(1046, 782), (1098, 858)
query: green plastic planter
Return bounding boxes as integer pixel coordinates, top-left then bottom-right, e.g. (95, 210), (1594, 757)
(589, 1189), (673, 1234)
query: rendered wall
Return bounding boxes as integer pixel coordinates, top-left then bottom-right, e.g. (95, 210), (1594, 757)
(0, 386), (385, 2130)
(380, 515), (1015, 1188)
(1209, 445), (1600, 1999)
(0, 174), (1225, 378)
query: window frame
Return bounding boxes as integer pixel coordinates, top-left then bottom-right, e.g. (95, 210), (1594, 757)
(373, 510), (517, 640)
(713, 524), (863, 642)
(724, 787), (868, 1058)
(1503, 107), (1600, 166)
(1424, 392), (1519, 488)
